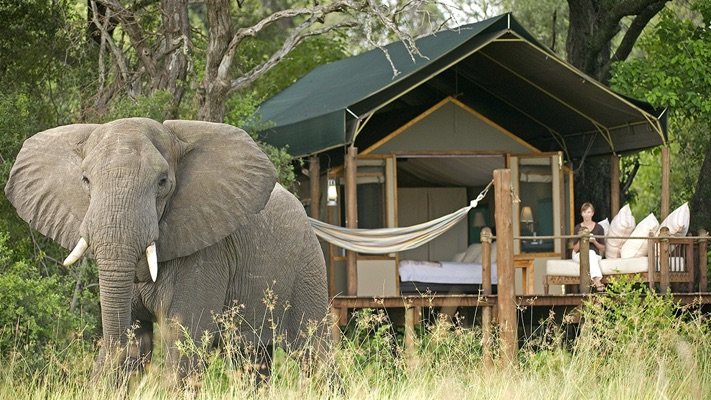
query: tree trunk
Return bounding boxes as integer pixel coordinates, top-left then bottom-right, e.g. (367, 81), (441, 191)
(565, 0), (669, 213)
(197, 0), (232, 122)
(566, 0), (613, 83)
(156, 0), (191, 119)
(690, 143), (711, 232)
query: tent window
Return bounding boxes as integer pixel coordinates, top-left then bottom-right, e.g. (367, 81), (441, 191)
(518, 157), (555, 253)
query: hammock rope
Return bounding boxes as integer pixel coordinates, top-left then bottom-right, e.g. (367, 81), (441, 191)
(308, 180), (494, 254)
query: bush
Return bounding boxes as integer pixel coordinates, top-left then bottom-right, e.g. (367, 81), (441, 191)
(0, 231), (97, 369)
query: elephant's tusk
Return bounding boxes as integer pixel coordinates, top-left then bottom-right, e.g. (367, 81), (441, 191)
(146, 242), (158, 282)
(63, 237), (89, 266)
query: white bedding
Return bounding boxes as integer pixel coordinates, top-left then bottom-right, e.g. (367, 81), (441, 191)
(398, 260), (498, 284)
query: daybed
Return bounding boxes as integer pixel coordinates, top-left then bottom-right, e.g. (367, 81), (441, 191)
(398, 242), (498, 295)
(545, 203), (707, 294)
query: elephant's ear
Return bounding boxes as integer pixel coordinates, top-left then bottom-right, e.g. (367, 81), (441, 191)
(4, 124), (99, 250)
(158, 120), (277, 261)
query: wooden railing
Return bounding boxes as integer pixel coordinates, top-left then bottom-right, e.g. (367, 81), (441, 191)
(536, 228), (709, 294)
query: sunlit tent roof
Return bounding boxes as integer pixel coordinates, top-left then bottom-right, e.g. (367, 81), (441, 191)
(256, 13), (667, 160)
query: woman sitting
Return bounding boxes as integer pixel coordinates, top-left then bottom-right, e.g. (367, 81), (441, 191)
(572, 202), (606, 291)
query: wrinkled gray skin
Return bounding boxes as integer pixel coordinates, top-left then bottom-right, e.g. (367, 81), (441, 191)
(4, 118), (329, 382)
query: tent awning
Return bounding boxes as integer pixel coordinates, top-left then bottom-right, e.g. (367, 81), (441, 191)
(256, 13), (666, 159)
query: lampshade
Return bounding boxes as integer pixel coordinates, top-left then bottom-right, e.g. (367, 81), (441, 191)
(473, 211), (486, 228)
(520, 206), (534, 223)
(326, 178), (338, 206)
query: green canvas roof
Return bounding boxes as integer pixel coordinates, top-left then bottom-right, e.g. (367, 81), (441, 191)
(256, 13), (667, 159)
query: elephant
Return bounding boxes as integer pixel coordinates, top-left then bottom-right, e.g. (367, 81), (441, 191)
(4, 118), (330, 382)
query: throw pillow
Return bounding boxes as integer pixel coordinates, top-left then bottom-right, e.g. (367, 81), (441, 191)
(461, 243), (483, 263)
(605, 204), (636, 259)
(620, 213), (659, 258)
(598, 218), (610, 235)
(657, 202), (690, 236)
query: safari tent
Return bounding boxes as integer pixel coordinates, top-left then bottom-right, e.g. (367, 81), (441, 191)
(255, 13), (669, 298)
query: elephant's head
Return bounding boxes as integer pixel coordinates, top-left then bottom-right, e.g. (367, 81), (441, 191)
(4, 118), (277, 348)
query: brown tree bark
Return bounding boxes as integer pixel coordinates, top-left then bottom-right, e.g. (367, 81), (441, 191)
(690, 142), (711, 232)
(565, 0), (668, 217)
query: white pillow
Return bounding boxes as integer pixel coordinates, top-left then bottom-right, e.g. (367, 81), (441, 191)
(597, 218), (610, 236)
(620, 213), (659, 258)
(605, 204), (636, 259)
(452, 251), (466, 263)
(475, 241), (496, 264)
(658, 203), (690, 236)
(461, 243), (483, 263)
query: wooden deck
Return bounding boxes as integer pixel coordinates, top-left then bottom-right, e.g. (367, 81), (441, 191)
(332, 292), (711, 310)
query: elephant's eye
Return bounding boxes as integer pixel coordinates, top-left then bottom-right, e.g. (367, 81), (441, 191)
(157, 175), (171, 196)
(81, 176), (90, 192)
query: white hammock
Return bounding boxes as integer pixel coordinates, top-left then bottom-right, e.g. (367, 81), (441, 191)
(308, 181), (493, 254)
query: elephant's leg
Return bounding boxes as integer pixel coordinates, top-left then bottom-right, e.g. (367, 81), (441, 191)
(252, 343), (273, 385)
(159, 257), (229, 385)
(126, 320), (153, 372)
(285, 253), (331, 376)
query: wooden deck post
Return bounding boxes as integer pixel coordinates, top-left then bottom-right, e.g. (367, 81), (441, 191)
(404, 305), (416, 366)
(345, 146), (358, 296)
(330, 306), (342, 345)
(309, 155), (320, 220)
(610, 154), (620, 217)
(579, 227), (590, 294)
(699, 229), (708, 291)
(493, 169), (517, 364)
(647, 231), (656, 289)
(480, 227), (493, 368)
(659, 226), (670, 292)
(661, 146), (670, 219)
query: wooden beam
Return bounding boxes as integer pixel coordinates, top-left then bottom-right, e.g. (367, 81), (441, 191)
(345, 146), (358, 296)
(327, 201), (337, 298)
(699, 229), (708, 291)
(579, 227), (590, 294)
(659, 226), (670, 292)
(309, 155), (320, 220)
(610, 154), (620, 217)
(493, 169), (517, 365)
(480, 227), (493, 368)
(661, 146), (670, 219)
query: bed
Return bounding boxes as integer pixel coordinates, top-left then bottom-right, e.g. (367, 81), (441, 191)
(398, 260), (498, 295)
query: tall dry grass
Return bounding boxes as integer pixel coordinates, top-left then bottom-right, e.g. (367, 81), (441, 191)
(1, 277), (709, 399)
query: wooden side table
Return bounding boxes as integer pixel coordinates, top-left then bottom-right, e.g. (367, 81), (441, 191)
(514, 255), (535, 294)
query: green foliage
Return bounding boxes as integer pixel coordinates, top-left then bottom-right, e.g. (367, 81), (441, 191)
(611, 1), (711, 218)
(94, 90), (177, 123)
(0, 232), (97, 369)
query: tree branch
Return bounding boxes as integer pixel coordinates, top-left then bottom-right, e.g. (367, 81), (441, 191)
(99, 0), (158, 77)
(229, 20), (360, 93)
(601, 0), (667, 79)
(90, 1), (130, 83)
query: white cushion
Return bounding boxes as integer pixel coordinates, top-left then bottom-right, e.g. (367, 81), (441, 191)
(600, 257), (648, 274)
(545, 259), (580, 276)
(598, 218), (610, 235)
(658, 202), (690, 236)
(620, 213), (659, 258)
(461, 243), (482, 263)
(546, 257), (649, 277)
(605, 205), (636, 259)
(475, 241), (496, 264)
(546, 256), (686, 277)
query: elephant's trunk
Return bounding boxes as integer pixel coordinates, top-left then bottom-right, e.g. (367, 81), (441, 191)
(84, 188), (159, 368)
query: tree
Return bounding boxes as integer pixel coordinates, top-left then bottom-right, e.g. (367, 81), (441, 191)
(456, 0), (672, 219)
(86, 0), (447, 122)
(562, 0), (670, 220)
(611, 1), (711, 228)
